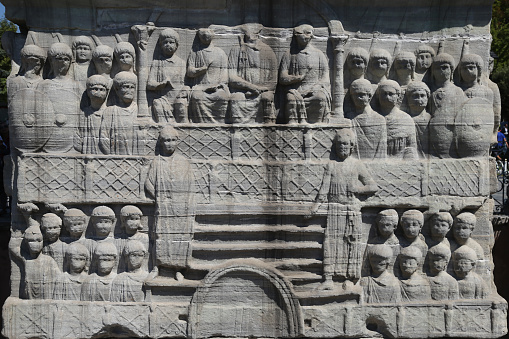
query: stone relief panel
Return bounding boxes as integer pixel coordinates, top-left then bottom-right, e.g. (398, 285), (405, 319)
(1, 10), (506, 339)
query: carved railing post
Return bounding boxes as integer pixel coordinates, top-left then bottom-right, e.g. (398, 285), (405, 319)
(329, 34), (348, 122)
(132, 22), (156, 119)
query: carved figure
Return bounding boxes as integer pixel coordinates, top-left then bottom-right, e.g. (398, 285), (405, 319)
(393, 52), (416, 89)
(88, 206), (116, 265)
(365, 209), (400, 277)
(99, 71), (139, 155)
(118, 205), (149, 272)
(486, 55), (502, 142)
(71, 36), (95, 87)
(406, 81), (431, 158)
(110, 240), (148, 302)
(279, 24), (331, 124)
(114, 41), (136, 74)
(344, 47), (369, 89)
(147, 28), (188, 123)
(427, 212), (453, 248)
(427, 244), (459, 301)
(40, 213), (66, 271)
(399, 210), (427, 269)
(9, 226), (60, 299)
(347, 79), (387, 160)
(7, 44), (46, 99)
(62, 208), (88, 243)
(187, 28), (230, 123)
(451, 212), (485, 272)
(311, 128), (377, 289)
(399, 246), (431, 301)
(80, 242), (118, 301)
(228, 23), (277, 124)
(53, 243), (89, 300)
(458, 54), (494, 102)
(429, 53), (466, 158)
(366, 49), (392, 86)
(453, 245), (488, 299)
(378, 80), (417, 159)
(145, 126), (196, 281)
(414, 44), (435, 83)
(361, 244), (402, 303)
(75, 75), (109, 154)
(92, 44), (114, 81)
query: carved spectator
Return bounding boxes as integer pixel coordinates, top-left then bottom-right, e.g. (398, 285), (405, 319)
(114, 41), (136, 74)
(406, 81), (431, 158)
(344, 47), (369, 89)
(399, 246), (431, 301)
(53, 243), (89, 300)
(427, 244), (459, 301)
(118, 205), (149, 272)
(110, 240), (148, 302)
(414, 44), (435, 83)
(361, 244), (401, 303)
(7, 44), (46, 99)
(427, 212), (453, 248)
(80, 242), (118, 301)
(399, 209), (427, 270)
(71, 36), (95, 87)
(453, 246), (488, 299)
(40, 212), (66, 271)
(92, 44), (114, 82)
(367, 49), (392, 86)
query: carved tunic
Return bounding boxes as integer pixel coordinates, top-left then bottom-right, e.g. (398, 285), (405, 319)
(351, 110), (387, 160)
(53, 272), (86, 300)
(428, 271), (459, 300)
(23, 254), (60, 299)
(75, 106), (104, 154)
(400, 274), (431, 301)
(361, 271), (402, 303)
(80, 273), (116, 301)
(99, 103), (138, 155)
(385, 109), (417, 159)
(110, 271), (148, 302)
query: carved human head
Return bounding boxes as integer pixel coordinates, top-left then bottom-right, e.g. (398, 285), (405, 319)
(406, 81), (430, 111)
(241, 23), (263, 43)
(453, 212), (476, 242)
(399, 246), (422, 277)
(86, 74), (109, 102)
(333, 128), (355, 160)
(368, 48), (392, 78)
(48, 42), (73, 76)
(346, 47), (369, 77)
(197, 28), (214, 45)
(394, 52), (416, 80)
(400, 209), (424, 239)
(377, 80), (401, 109)
(350, 79), (373, 109)
(159, 28), (179, 57)
(367, 244), (393, 275)
(459, 53), (484, 84)
(24, 225), (44, 258)
(114, 42), (136, 72)
(91, 206), (116, 238)
(159, 126), (180, 156)
(40, 212), (62, 243)
(120, 205), (143, 235)
(20, 44), (46, 75)
(92, 44), (113, 75)
(428, 243), (451, 274)
(452, 245), (477, 278)
(66, 243), (89, 274)
(293, 24), (313, 48)
(72, 36), (94, 63)
(94, 242), (117, 275)
(63, 208), (87, 239)
(376, 209), (399, 238)
(123, 240), (146, 271)
(432, 53), (455, 83)
(113, 71), (137, 104)
(414, 44), (435, 71)
(430, 211), (453, 239)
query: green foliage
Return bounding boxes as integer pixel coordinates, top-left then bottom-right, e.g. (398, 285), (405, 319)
(491, 0), (509, 70)
(0, 17), (17, 105)
(490, 66), (509, 120)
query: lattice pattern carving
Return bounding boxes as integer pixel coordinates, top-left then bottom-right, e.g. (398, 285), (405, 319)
(177, 127), (231, 160)
(427, 160), (481, 196)
(450, 305), (492, 334)
(368, 162), (423, 198)
(310, 128), (335, 160)
(283, 163), (325, 201)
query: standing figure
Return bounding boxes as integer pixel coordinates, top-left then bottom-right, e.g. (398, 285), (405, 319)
(113, 42), (136, 74)
(427, 212), (453, 248)
(80, 242), (118, 301)
(62, 208), (88, 244)
(393, 52), (416, 89)
(406, 81), (431, 158)
(458, 54), (494, 102)
(344, 47), (369, 89)
(88, 206), (116, 264)
(453, 246), (488, 299)
(398, 246), (431, 301)
(279, 24), (331, 124)
(399, 209), (428, 269)
(71, 36), (95, 88)
(428, 53), (466, 158)
(40, 212), (66, 271)
(347, 79), (387, 160)
(361, 244), (401, 303)
(310, 129), (378, 290)
(110, 240), (148, 302)
(53, 243), (89, 300)
(187, 28), (230, 123)
(450, 212), (485, 275)
(99, 71), (139, 155)
(414, 44), (435, 83)
(378, 80), (417, 159)
(145, 127), (196, 281)
(147, 28), (189, 123)
(228, 24), (278, 124)
(366, 49), (392, 86)
(92, 45), (114, 82)
(427, 244), (459, 301)
(118, 205), (149, 272)
(7, 44), (46, 99)
(9, 226), (60, 299)
(75, 75), (109, 154)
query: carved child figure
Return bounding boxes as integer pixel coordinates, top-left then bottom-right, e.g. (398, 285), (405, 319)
(453, 246), (488, 299)
(111, 240), (148, 302)
(427, 244), (459, 301)
(7, 44), (46, 99)
(414, 44), (435, 83)
(399, 209), (428, 269)
(361, 244), (401, 303)
(311, 128), (378, 290)
(81, 242), (118, 301)
(279, 24), (330, 124)
(71, 36), (95, 86)
(399, 246), (431, 301)
(147, 28), (188, 123)
(40, 212), (66, 271)
(427, 212), (453, 248)
(406, 81), (431, 158)
(53, 243), (89, 300)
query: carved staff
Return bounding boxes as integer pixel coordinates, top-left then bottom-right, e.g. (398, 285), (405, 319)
(132, 22), (156, 119)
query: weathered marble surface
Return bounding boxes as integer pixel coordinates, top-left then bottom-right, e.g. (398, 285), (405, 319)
(1, 0), (506, 338)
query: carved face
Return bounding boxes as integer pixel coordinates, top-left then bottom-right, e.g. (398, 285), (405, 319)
(408, 89), (428, 109)
(369, 256), (389, 275)
(460, 62), (478, 83)
(25, 56), (43, 74)
(97, 254), (116, 275)
(453, 221), (474, 241)
(348, 56), (366, 77)
(378, 86), (400, 108)
(430, 254), (448, 274)
(160, 134), (178, 156)
(75, 44), (92, 62)
(51, 54), (71, 76)
(87, 84), (108, 101)
(117, 82), (136, 104)
(431, 218), (451, 238)
(160, 37), (178, 57)
(65, 218), (87, 238)
(124, 214), (141, 235)
(26, 234), (43, 257)
(41, 222), (61, 243)
(401, 218), (422, 239)
(454, 258), (474, 278)
(294, 27), (312, 48)
(127, 250), (145, 270)
(335, 138), (352, 160)
(377, 216), (398, 238)
(400, 257), (418, 276)
(69, 254), (87, 273)
(350, 87), (372, 109)
(432, 62), (452, 83)
(93, 218), (114, 237)
(118, 52), (134, 71)
(95, 56), (112, 74)
(369, 57), (388, 77)
(198, 29), (214, 45)
(416, 52), (432, 71)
